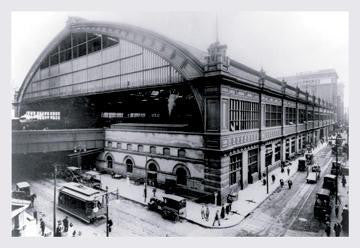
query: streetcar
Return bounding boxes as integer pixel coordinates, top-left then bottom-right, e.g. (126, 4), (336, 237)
(57, 182), (106, 223)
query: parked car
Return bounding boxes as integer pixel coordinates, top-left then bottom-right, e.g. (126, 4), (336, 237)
(148, 195), (187, 222)
(81, 171), (102, 189)
(298, 159), (307, 172)
(322, 174), (337, 194)
(12, 181), (37, 207)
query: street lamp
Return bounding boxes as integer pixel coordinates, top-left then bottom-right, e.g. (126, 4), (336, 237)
(329, 133), (345, 204)
(52, 163), (58, 237)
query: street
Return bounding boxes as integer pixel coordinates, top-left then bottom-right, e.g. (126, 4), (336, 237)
(15, 142), (348, 237)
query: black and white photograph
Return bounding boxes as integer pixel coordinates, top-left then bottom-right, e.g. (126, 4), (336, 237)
(8, 8), (351, 238)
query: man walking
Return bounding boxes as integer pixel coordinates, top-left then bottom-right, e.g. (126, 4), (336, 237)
(212, 210), (221, 226)
(40, 218), (45, 236)
(287, 167), (290, 176)
(144, 184), (147, 203)
(334, 222), (342, 237)
(152, 187), (157, 197)
(271, 174), (276, 184)
(325, 222), (331, 237)
(205, 205), (210, 222)
(280, 179), (284, 188)
(287, 179), (293, 189)
(201, 204), (206, 220)
(63, 216), (69, 232)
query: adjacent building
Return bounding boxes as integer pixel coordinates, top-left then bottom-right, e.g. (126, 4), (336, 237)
(280, 69), (344, 123)
(14, 17), (336, 204)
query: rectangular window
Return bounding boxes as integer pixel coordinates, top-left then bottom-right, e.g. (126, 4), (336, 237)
(285, 107), (297, 125)
(138, 145), (143, 152)
(72, 32), (86, 46)
(178, 149), (186, 157)
(127, 144), (132, 150)
(248, 148), (259, 174)
(50, 53), (59, 66)
(229, 99), (259, 131)
(150, 146), (156, 154)
(163, 148), (170, 156)
(265, 104), (282, 127)
(229, 153), (242, 186)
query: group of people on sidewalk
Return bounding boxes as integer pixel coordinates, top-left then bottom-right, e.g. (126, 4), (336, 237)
(200, 202), (232, 227)
(262, 166), (293, 190)
(39, 216), (81, 237)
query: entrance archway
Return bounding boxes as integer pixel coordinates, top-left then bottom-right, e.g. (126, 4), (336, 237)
(147, 162), (158, 186)
(176, 167), (188, 185)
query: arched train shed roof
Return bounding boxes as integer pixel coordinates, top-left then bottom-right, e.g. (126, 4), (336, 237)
(17, 17), (207, 104)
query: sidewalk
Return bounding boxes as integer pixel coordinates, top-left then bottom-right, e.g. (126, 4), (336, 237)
(101, 142), (328, 229)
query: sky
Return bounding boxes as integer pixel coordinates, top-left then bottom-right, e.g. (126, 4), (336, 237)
(11, 11), (348, 106)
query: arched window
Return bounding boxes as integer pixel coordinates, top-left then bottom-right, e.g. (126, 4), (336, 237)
(106, 155), (113, 169)
(126, 158), (133, 173)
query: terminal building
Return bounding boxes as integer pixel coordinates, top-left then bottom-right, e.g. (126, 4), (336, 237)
(14, 17), (336, 204)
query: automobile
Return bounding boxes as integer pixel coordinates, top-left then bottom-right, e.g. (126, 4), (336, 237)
(298, 159), (307, 172)
(148, 195), (187, 222)
(314, 188), (332, 221)
(322, 174), (337, 194)
(111, 171), (124, 179)
(305, 152), (314, 165)
(81, 171), (102, 190)
(61, 166), (83, 183)
(306, 172), (318, 183)
(311, 164), (321, 179)
(12, 181), (37, 207)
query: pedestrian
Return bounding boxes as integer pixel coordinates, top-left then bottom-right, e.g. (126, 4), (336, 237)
(63, 216), (69, 232)
(220, 204), (225, 219)
(334, 222), (342, 237)
(55, 221), (62, 237)
(287, 167), (290, 176)
(152, 187), (157, 197)
(201, 204), (205, 220)
(107, 219), (113, 233)
(33, 210), (38, 224)
(262, 172), (266, 178)
(205, 205), (210, 222)
(72, 229), (77, 237)
(325, 221), (331, 237)
(262, 178), (266, 186)
(271, 174), (276, 184)
(287, 179), (293, 189)
(280, 179), (284, 188)
(225, 203), (230, 215)
(143, 185), (147, 203)
(212, 210), (221, 226)
(342, 176), (347, 187)
(335, 203), (340, 218)
(40, 218), (45, 236)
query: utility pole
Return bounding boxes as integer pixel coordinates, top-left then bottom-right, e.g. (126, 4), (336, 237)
(106, 186), (109, 237)
(53, 163), (57, 237)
